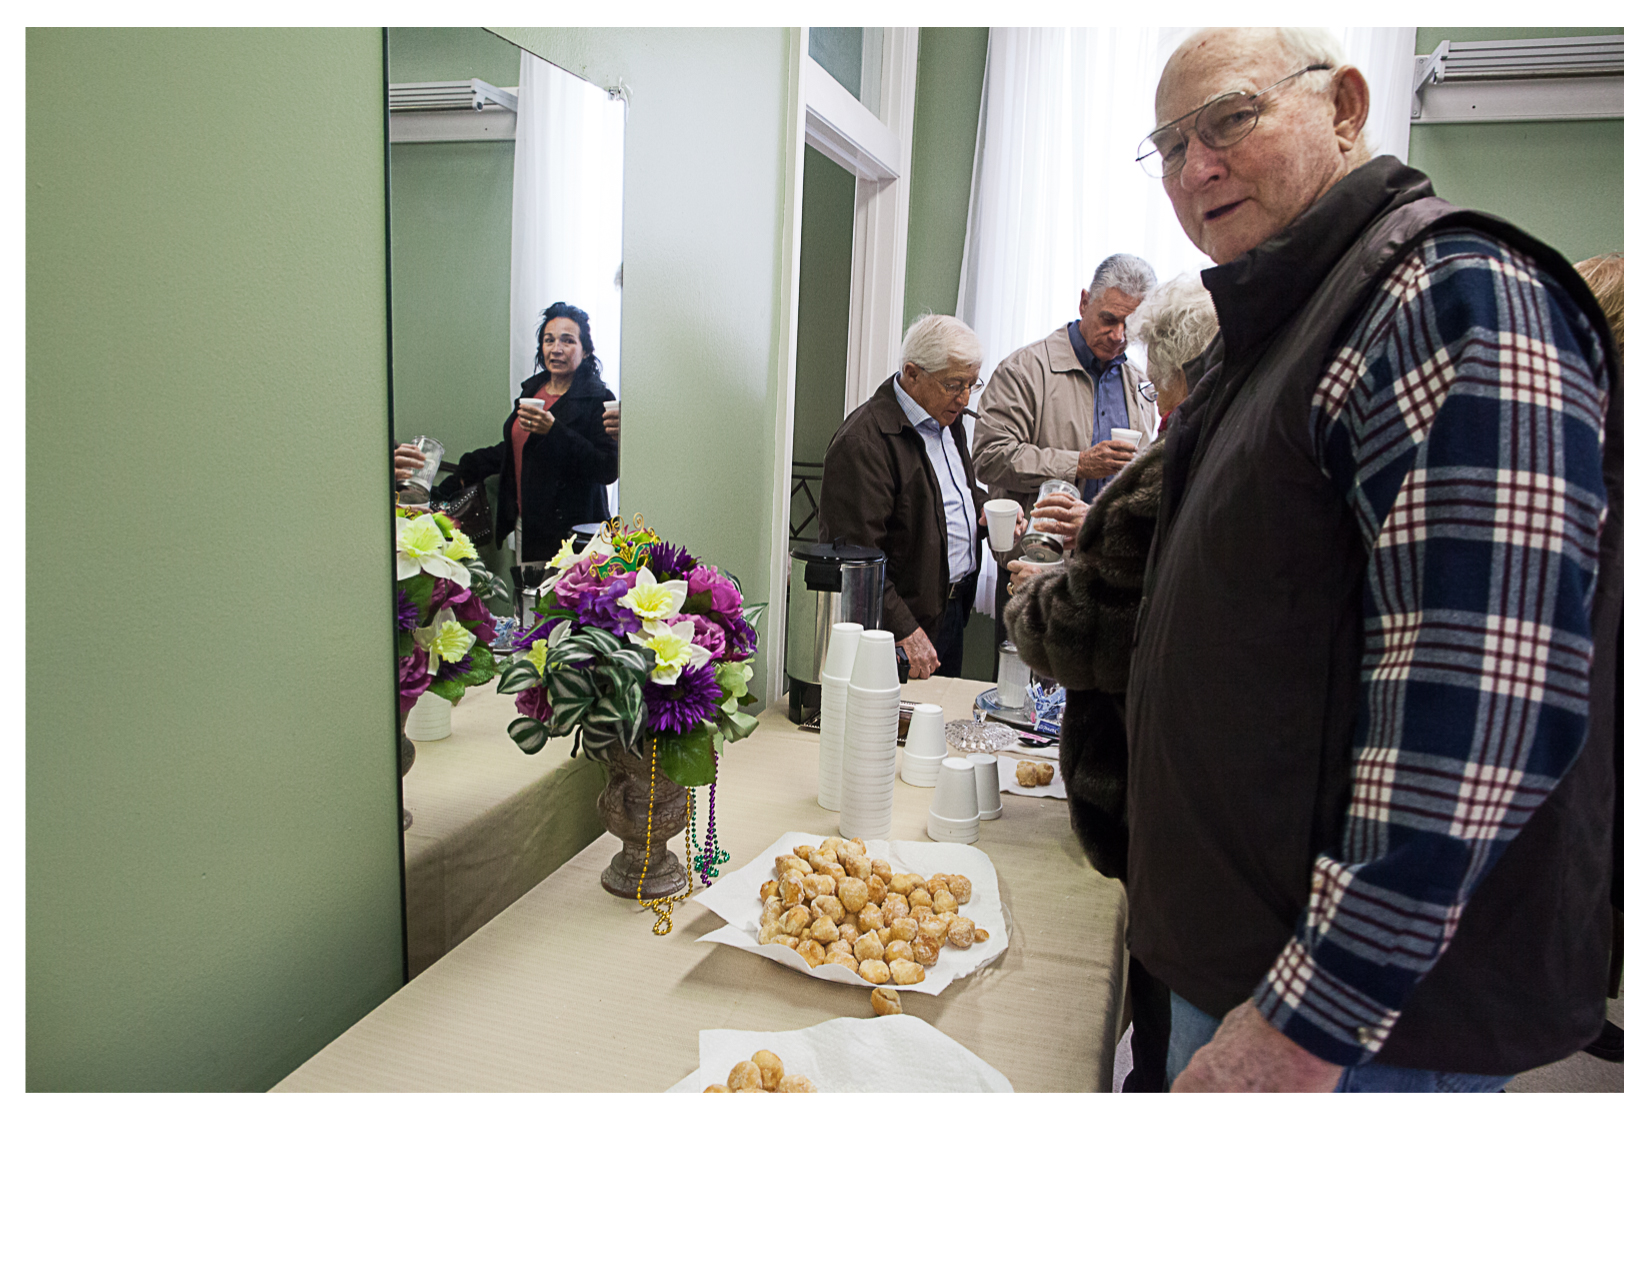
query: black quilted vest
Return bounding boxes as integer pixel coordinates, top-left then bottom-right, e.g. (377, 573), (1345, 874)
(1124, 158), (1623, 1074)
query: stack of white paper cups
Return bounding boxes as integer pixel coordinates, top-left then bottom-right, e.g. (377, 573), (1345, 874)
(899, 703), (948, 787)
(816, 622), (863, 811)
(839, 629), (901, 839)
(928, 756), (980, 843)
(974, 753), (1003, 821)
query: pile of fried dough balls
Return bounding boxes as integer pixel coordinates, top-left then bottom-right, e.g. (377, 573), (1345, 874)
(704, 1049), (817, 1093)
(755, 837), (988, 986)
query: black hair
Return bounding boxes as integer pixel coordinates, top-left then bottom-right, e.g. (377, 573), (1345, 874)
(533, 302), (604, 389)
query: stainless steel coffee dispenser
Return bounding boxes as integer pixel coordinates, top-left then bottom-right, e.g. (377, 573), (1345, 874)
(785, 540), (885, 723)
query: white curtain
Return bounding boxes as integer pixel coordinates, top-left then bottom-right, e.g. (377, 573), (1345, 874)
(958, 27), (1413, 616)
(959, 26), (1416, 387)
(509, 51), (626, 516)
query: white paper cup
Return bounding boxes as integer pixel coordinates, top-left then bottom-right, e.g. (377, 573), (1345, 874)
(822, 622), (864, 680)
(931, 756), (980, 821)
(973, 754), (1003, 820)
(1111, 428), (1142, 449)
(996, 645), (1030, 710)
(900, 755), (941, 788)
(405, 690), (452, 741)
(903, 703), (947, 758)
(983, 498), (1021, 552)
(927, 810), (980, 844)
(850, 629), (900, 691)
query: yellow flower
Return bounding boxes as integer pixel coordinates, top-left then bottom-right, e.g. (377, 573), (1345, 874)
(526, 639), (549, 676)
(619, 566), (687, 625)
(443, 530), (477, 561)
(628, 619), (711, 686)
(431, 620), (474, 664)
(549, 537), (578, 569)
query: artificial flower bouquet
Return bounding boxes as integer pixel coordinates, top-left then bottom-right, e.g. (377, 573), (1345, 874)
(394, 508), (510, 713)
(495, 519), (763, 785)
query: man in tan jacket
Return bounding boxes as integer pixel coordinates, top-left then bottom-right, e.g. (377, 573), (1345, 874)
(972, 254), (1159, 639)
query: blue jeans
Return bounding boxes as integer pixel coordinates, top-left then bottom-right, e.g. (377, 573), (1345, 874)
(1164, 992), (1513, 1093)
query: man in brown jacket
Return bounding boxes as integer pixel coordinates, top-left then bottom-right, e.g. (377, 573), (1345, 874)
(819, 315), (1010, 678)
(972, 253), (1159, 639)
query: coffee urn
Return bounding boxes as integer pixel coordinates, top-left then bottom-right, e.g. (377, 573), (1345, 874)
(785, 540), (885, 723)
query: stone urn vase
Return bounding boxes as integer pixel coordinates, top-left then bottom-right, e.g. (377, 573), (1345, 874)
(598, 741), (690, 900)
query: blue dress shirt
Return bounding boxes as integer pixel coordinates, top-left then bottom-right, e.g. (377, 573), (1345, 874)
(892, 374), (977, 583)
(1067, 320), (1132, 501)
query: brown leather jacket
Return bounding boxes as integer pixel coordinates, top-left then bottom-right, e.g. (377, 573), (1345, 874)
(818, 375), (985, 641)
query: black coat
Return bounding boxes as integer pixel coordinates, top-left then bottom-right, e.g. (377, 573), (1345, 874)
(438, 369), (618, 561)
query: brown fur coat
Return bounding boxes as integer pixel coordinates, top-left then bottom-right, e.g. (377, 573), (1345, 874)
(1002, 442), (1164, 879)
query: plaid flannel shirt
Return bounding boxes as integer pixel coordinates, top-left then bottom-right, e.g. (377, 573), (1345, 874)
(1250, 228), (1612, 1066)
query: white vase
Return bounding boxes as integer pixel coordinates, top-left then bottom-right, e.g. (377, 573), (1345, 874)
(405, 690), (453, 741)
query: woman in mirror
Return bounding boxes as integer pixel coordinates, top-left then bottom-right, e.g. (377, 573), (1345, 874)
(437, 302), (618, 562)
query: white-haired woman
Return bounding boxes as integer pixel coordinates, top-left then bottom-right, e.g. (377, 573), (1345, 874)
(818, 313), (1022, 679)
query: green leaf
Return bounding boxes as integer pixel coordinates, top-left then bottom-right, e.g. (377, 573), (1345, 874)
(580, 719), (623, 760)
(742, 601), (768, 630)
(426, 677), (466, 705)
(397, 630), (414, 659)
(580, 628), (622, 656)
(548, 667), (597, 703)
(716, 707), (760, 742)
(656, 723), (717, 787)
(680, 591), (713, 615)
(496, 659), (542, 695)
(606, 646), (654, 676)
(550, 693), (595, 735)
(456, 646), (497, 687)
(507, 716), (551, 754)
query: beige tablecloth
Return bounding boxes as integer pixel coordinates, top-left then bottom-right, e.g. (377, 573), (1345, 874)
(280, 678), (1127, 1092)
(402, 688), (606, 976)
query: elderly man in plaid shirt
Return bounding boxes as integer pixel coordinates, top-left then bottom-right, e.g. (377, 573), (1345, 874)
(1124, 28), (1623, 1091)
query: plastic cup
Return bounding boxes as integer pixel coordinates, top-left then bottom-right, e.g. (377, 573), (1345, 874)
(927, 810), (980, 844)
(850, 629), (899, 691)
(931, 756), (980, 821)
(822, 623), (864, 680)
(903, 703), (947, 758)
(983, 498), (1020, 552)
(973, 754), (1003, 820)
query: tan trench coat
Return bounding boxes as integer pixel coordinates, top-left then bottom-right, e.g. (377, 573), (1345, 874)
(971, 325), (1156, 517)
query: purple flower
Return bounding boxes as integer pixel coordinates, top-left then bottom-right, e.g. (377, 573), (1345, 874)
(720, 611), (760, 661)
(398, 651), (433, 714)
(647, 540), (696, 581)
(687, 564), (742, 617)
(515, 685), (553, 724)
(644, 661), (722, 735)
(396, 588), (419, 632)
(690, 614), (727, 660)
(571, 574), (643, 637)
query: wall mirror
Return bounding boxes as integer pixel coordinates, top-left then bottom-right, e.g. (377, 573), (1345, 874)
(387, 27), (625, 977)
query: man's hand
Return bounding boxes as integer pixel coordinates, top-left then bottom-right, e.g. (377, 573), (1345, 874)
(897, 627), (940, 679)
(978, 504), (1028, 542)
(1005, 558), (1049, 596)
(1171, 1001), (1344, 1092)
(1074, 439), (1136, 481)
(1029, 491), (1088, 549)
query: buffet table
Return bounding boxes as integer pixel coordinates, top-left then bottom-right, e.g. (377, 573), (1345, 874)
(277, 677), (1129, 1092)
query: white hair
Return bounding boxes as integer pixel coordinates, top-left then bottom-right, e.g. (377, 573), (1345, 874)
(899, 313), (982, 374)
(1163, 28), (1371, 163)
(1090, 253), (1157, 299)
(1127, 273), (1219, 389)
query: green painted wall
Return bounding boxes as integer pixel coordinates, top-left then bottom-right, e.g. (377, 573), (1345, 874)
(27, 29), (404, 1090)
(904, 27), (989, 327)
(491, 27), (793, 700)
(1409, 27), (1623, 260)
(793, 146), (855, 471)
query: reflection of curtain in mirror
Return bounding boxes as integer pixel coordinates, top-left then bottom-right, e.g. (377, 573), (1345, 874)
(509, 50), (625, 513)
(958, 26), (1415, 386)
